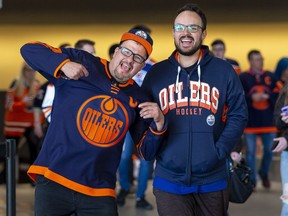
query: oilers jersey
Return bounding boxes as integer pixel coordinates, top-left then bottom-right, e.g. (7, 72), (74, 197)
(20, 42), (166, 197)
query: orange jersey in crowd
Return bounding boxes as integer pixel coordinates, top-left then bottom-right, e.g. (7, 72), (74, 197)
(4, 80), (41, 137)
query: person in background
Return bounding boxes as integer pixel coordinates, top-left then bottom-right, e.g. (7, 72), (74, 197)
(272, 57), (288, 216)
(1, 62), (41, 183)
(274, 57), (288, 84)
(117, 24), (156, 210)
(211, 39), (241, 75)
(74, 39), (96, 55)
(239, 50), (282, 189)
(20, 28), (166, 216)
(141, 3), (247, 215)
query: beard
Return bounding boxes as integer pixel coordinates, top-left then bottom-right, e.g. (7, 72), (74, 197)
(174, 36), (203, 56)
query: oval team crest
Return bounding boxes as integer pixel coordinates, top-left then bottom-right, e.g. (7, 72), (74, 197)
(77, 95), (129, 147)
(206, 114), (215, 126)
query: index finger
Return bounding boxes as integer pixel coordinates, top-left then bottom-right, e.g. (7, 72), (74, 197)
(138, 102), (151, 108)
(82, 66), (89, 77)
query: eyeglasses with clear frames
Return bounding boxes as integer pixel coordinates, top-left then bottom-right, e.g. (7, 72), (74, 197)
(173, 23), (203, 33)
(119, 46), (146, 64)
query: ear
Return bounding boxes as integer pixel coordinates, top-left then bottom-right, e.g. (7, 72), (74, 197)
(202, 29), (207, 40)
(113, 47), (120, 59)
(172, 28), (176, 39)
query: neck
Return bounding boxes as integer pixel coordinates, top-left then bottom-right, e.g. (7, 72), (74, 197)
(178, 49), (200, 68)
(251, 67), (262, 74)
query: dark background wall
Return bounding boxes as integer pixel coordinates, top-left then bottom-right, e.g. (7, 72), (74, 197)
(0, 0), (288, 25)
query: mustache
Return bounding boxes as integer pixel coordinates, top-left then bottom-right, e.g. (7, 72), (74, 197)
(180, 35), (194, 40)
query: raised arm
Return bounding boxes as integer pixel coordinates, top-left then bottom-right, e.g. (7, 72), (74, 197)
(20, 42), (88, 82)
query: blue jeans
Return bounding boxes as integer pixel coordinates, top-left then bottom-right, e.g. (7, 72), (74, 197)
(118, 132), (153, 198)
(281, 151), (288, 216)
(35, 175), (118, 216)
(244, 133), (276, 183)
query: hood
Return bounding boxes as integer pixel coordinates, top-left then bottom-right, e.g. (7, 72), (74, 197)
(168, 45), (213, 94)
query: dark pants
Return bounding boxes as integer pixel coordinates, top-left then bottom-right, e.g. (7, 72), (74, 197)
(35, 175), (118, 216)
(153, 187), (229, 216)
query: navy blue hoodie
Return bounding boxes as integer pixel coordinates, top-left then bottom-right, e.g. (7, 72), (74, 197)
(142, 45), (248, 186)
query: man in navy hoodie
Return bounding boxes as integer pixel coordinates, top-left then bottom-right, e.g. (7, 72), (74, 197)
(141, 3), (248, 215)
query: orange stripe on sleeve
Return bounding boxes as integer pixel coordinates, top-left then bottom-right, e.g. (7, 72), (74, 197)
(136, 132), (147, 159)
(149, 126), (167, 135)
(54, 59), (71, 78)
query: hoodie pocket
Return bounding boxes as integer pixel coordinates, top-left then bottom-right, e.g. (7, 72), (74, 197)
(157, 133), (189, 175)
(191, 132), (219, 175)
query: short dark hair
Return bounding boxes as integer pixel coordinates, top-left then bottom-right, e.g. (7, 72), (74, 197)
(131, 24), (152, 35)
(59, 43), (71, 49)
(109, 43), (119, 56)
(74, 39), (95, 49)
(175, 3), (207, 30)
(248, 50), (261, 60)
(211, 39), (225, 48)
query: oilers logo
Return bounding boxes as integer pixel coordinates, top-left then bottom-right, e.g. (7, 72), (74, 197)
(77, 96), (129, 147)
(135, 30), (147, 40)
(206, 114), (215, 126)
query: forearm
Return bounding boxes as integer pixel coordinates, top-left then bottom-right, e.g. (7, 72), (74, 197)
(20, 42), (70, 78)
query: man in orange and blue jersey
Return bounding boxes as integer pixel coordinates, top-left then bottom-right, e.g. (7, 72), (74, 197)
(240, 50), (282, 189)
(21, 29), (166, 216)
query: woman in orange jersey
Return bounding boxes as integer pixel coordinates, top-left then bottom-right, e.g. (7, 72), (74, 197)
(1, 62), (41, 183)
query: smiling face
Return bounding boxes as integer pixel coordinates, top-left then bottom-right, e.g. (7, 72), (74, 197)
(109, 40), (146, 83)
(173, 11), (207, 56)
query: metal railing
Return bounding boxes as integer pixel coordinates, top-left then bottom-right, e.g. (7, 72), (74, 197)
(0, 139), (16, 216)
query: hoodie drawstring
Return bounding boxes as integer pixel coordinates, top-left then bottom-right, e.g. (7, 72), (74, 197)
(176, 66), (181, 93)
(196, 61), (201, 99)
(175, 62), (201, 96)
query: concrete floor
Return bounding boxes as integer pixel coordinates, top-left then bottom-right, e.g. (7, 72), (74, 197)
(0, 152), (283, 215)
(0, 180), (283, 216)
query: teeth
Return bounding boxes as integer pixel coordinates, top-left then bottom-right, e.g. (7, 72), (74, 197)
(181, 38), (192, 42)
(121, 62), (130, 71)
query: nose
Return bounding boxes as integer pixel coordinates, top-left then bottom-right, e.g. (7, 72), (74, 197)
(183, 27), (191, 34)
(126, 54), (134, 63)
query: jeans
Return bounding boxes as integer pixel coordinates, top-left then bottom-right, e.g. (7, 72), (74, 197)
(244, 132), (276, 183)
(118, 132), (153, 198)
(35, 175), (118, 216)
(281, 151), (288, 216)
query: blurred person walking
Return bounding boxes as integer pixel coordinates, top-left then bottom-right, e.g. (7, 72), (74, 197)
(272, 57), (288, 216)
(239, 50), (282, 189)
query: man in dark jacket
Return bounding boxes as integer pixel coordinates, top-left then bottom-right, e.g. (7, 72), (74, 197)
(141, 3), (248, 215)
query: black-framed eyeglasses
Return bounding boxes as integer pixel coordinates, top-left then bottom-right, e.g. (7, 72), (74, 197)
(119, 46), (146, 64)
(173, 23), (203, 33)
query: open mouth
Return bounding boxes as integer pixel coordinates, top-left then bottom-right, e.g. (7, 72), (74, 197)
(120, 61), (132, 72)
(180, 36), (193, 48)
